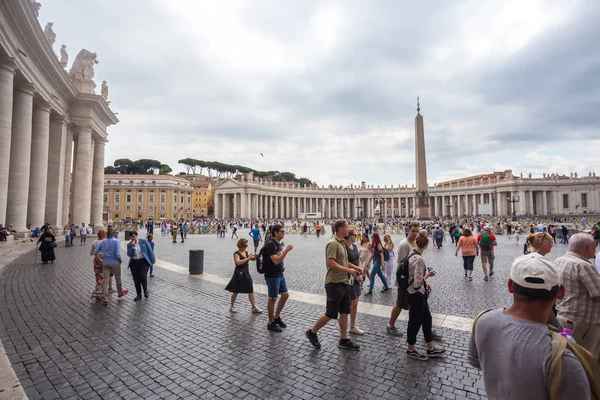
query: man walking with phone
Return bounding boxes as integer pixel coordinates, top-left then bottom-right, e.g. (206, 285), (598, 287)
(263, 224), (293, 332)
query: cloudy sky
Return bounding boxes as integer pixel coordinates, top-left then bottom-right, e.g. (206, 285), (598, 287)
(43, 0), (600, 186)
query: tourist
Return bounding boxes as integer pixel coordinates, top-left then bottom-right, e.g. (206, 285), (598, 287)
(345, 227), (364, 335)
(127, 231), (155, 301)
(249, 222), (262, 253)
(172, 223), (178, 243)
(359, 236), (372, 282)
(468, 255), (589, 398)
(231, 223), (238, 239)
(263, 224), (293, 332)
(383, 234), (395, 286)
(433, 225), (443, 249)
(179, 223), (185, 243)
(561, 225), (569, 243)
(38, 227), (57, 264)
(406, 231), (445, 360)
(147, 234), (155, 277)
(0, 224), (7, 242)
(386, 222), (419, 336)
(549, 224), (557, 243)
(365, 232), (390, 295)
(305, 220), (360, 350)
(477, 225), (497, 281)
(555, 233), (600, 361)
(455, 228), (478, 280)
(90, 229), (107, 301)
(315, 222), (322, 238)
(64, 224), (71, 247)
(93, 228), (128, 305)
(79, 223), (88, 245)
(453, 228), (461, 246)
(225, 238), (262, 314)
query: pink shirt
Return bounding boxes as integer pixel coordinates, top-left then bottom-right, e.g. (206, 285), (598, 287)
(458, 236), (478, 256)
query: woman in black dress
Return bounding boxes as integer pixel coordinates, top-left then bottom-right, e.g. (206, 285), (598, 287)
(38, 227), (57, 264)
(225, 238), (262, 314)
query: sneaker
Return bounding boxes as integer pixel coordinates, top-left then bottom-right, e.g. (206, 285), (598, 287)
(338, 338), (360, 351)
(489, 270), (495, 277)
(230, 307), (237, 313)
(305, 329), (321, 348)
(364, 292), (373, 296)
(267, 322), (282, 332)
(251, 307), (262, 314)
(407, 349), (428, 360)
(103, 299), (109, 306)
(381, 287), (390, 292)
(427, 347), (447, 358)
(274, 317), (287, 328)
(118, 289), (128, 298)
(108, 288), (116, 294)
(349, 327), (364, 335)
(468, 276), (473, 281)
(464, 273), (468, 278)
(432, 330), (444, 341)
(484, 276), (489, 281)
(386, 324), (404, 337)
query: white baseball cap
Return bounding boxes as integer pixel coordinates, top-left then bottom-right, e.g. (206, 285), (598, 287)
(510, 254), (560, 291)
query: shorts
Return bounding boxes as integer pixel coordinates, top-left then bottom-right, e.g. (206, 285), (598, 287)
(265, 276), (288, 299)
(481, 250), (495, 264)
(349, 282), (361, 300)
(81, 234), (87, 239)
(253, 239), (260, 248)
(325, 282), (351, 319)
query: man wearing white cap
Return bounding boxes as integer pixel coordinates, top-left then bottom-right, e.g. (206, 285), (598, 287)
(468, 254), (589, 399)
(555, 233), (600, 361)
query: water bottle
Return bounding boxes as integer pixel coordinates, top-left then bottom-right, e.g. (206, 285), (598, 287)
(559, 328), (576, 342)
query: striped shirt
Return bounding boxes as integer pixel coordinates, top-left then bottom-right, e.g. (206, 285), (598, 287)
(556, 251), (600, 324)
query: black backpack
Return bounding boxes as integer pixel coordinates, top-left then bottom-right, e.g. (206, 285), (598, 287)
(395, 250), (419, 310)
(256, 240), (274, 274)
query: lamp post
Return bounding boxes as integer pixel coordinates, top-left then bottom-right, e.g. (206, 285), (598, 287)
(356, 202), (363, 220)
(375, 193), (385, 223)
(508, 194), (520, 221)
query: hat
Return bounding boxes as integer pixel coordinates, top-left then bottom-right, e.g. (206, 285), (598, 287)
(484, 225), (491, 230)
(510, 254), (560, 291)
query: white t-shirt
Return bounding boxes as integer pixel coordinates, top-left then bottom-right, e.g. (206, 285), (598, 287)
(396, 238), (416, 265)
(81, 226), (87, 235)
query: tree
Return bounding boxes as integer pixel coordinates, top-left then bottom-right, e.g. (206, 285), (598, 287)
(159, 164), (172, 175)
(104, 166), (119, 174)
(114, 158), (134, 174)
(178, 158), (199, 174)
(133, 159), (161, 174)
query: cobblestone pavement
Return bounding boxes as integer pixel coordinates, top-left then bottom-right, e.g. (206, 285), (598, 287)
(0, 240), (488, 399)
(155, 229), (573, 318)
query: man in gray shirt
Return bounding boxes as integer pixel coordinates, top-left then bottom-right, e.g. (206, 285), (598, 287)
(468, 254), (589, 399)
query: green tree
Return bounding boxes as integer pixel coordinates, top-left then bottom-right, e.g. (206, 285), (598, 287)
(159, 164), (172, 175)
(114, 158), (134, 174)
(104, 166), (119, 174)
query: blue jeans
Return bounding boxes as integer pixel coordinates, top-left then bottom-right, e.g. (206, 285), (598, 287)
(369, 261), (389, 293)
(265, 276), (288, 299)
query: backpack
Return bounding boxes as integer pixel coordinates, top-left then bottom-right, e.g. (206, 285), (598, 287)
(472, 309), (600, 400)
(256, 239), (274, 274)
(479, 233), (493, 251)
(593, 227), (600, 240)
(395, 250), (419, 310)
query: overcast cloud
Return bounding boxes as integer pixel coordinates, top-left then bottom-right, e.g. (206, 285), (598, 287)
(42, 0), (600, 186)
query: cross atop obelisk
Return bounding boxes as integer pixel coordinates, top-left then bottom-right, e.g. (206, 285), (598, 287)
(414, 97), (430, 219)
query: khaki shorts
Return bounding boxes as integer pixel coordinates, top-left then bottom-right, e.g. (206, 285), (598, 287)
(481, 250), (495, 264)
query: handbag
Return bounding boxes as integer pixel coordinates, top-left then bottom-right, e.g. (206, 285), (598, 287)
(383, 248), (390, 261)
(48, 241), (57, 248)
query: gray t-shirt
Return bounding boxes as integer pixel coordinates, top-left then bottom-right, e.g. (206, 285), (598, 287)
(468, 309), (589, 399)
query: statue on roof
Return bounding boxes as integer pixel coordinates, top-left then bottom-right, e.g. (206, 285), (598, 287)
(59, 44), (68, 68)
(44, 22), (56, 47)
(101, 81), (109, 100)
(69, 49), (98, 81)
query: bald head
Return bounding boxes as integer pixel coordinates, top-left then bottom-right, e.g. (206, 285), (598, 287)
(569, 233), (596, 259)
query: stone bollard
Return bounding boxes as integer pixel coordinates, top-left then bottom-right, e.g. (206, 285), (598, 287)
(189, 249), (204, 274)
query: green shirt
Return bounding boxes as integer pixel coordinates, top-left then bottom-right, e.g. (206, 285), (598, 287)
(325, 236), (349, 284)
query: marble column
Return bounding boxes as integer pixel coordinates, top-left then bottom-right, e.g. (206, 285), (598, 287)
(541, 191), (548, 215)
(27, 100), (52, 229)
(240, 191), (247, 218)
(0, 58), (16, 226)
(6, 83), (35, 233)
(62, 127), (73, 224)
(90, 138), (105, 228)
(72, 125), (93, 225)
(45, 115), (67, 228)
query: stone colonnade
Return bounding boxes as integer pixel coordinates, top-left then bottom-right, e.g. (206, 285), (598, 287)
(212, 176), (600, 219)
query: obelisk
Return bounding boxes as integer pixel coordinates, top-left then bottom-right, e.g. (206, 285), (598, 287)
(414, 97), (430, 219)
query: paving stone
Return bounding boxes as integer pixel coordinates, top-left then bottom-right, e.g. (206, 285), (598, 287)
(0, 237), (490, 399)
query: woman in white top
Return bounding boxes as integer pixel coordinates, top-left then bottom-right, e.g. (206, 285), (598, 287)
(383, 234), (395, 286)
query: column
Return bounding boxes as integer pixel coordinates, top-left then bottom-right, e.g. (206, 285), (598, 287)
(457, 195), (463, 217)
(27, 100), (51, 229)
(6, 83), (34, 233)
(541, 191), (548, 215)
(45, 116), (67, 227)
(0, 58), (16, 226)
(214, 193), (220, 219)
(62, 127), (73, 224)
(72, 126), (93, 225)
(240, 191), (247, 218)
(90, 139), (105, 228)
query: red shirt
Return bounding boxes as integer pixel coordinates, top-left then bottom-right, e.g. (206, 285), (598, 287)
(477, 233), (497, 251)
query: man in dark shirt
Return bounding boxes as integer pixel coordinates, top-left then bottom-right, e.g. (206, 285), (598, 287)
(264, 224), (293, 332)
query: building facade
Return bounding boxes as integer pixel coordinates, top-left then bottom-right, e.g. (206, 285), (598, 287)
(213, 170), (600, 219)
(0, 1), (118, 234)
(103, 174), (193, 221)
(184, 175), (214, 218)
